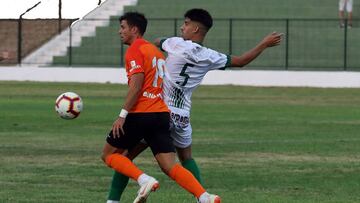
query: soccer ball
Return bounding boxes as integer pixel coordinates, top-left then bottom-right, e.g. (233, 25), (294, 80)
(55, 92), (83, 119)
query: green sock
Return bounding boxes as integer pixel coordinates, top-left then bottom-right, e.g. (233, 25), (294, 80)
(181, 158), (202, 184)
(107, 171), (129, 201)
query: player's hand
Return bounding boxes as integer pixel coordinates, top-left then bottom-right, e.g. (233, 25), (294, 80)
(112, 117), (125, 138)
(262, 32), (283, 47)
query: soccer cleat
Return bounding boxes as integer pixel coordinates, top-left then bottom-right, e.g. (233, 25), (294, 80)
(133, 177), (159, 203)
(199, 194), (221, 203)
(208, 194), (221, 203)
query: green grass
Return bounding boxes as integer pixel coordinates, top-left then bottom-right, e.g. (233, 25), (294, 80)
(1, 81), (360, 202)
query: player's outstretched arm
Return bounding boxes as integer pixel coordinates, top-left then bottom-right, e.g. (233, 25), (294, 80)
(231, 32), (283, 67)
(154, 38), (164, 48)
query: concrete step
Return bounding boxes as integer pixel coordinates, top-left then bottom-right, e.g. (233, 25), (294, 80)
(23, 0), (137, 65)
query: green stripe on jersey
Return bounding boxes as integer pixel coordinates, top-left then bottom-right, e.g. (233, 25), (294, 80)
(219, 54), (232, 70)
(170, 87), (185, 109)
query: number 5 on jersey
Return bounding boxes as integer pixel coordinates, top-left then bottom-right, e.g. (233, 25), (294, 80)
(152, 57), (166, 87)
(176, 63), (193, 86)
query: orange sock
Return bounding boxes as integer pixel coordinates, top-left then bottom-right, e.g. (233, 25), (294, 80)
(105, 153), (143, 181)
(168, 163), (206, 198)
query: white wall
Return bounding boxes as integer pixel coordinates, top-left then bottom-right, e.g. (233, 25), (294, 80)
(1, 66), (360, 88)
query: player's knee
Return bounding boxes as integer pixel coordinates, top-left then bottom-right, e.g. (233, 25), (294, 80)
(157, 161), (175, 174)
(155, 152), (177, 174)
(160, 165), (172, 174)
(176, 146), (192, 162)
(179, 154), (193, 163)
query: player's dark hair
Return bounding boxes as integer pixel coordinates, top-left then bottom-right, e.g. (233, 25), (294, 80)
(119, 12), (147, 35)
(184, 8), (213, 31)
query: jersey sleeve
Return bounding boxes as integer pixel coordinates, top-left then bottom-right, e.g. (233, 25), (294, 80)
(159, 38), (167, 52)
(161, 37), (186, 54)
(162, 37), (231, 70)
(125, 48), (145, 77)
(188, 47), (230, 71)
(218, 54), (232, 70)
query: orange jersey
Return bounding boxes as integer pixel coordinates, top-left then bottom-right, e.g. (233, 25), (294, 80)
(124, 38), (169, 113)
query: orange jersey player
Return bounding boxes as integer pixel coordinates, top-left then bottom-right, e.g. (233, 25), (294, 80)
(124, 38), (168, 113)
(101, 12), (221, 203)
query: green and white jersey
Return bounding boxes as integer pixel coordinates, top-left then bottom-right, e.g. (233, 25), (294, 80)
(160, 37), (231, 112)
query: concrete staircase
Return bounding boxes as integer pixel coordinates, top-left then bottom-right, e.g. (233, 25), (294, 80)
(23, 0), (137, 66)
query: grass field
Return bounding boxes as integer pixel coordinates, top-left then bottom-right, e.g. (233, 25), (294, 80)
(1, 81), (360, 203)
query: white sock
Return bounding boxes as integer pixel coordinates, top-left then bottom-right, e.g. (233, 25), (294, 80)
(198, 192), (209, 203)
(137, 173), (151, 186)
(106, 200), (119, 203)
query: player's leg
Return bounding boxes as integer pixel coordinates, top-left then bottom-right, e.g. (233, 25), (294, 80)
(109, 114), (201, 202)
(339, 0), (345, 27)
(155, 152), (220, 203)
(348, 12), (352, 27)
(103, 144), (159, 203)
(146, 112), (220, 203)
(347, 0), (353, 27)
(102, 143), (144, 183)
(103, 114), (159, 203)
(177, 145), (202, 183)
(156, 152), (204, 192)
(170, 110), (203, 183)
(107, 142), (148, 203)
(107, 149), (129, 203)
(107, 172), (128, 203)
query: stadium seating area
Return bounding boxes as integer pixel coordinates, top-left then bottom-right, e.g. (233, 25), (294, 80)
(52, 0), (360, 70)
(123, 0), (339, 19)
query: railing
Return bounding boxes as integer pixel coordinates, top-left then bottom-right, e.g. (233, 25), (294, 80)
(3, 18), (359, 70)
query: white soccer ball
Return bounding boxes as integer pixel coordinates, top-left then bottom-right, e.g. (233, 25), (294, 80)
(55, 92), (83, 119)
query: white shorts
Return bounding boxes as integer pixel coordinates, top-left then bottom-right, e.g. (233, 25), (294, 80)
(339, 0), (353, 12)
(169, 106), (192, 148)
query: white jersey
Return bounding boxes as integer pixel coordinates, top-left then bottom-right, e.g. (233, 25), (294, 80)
(160, 37), (231, 112)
